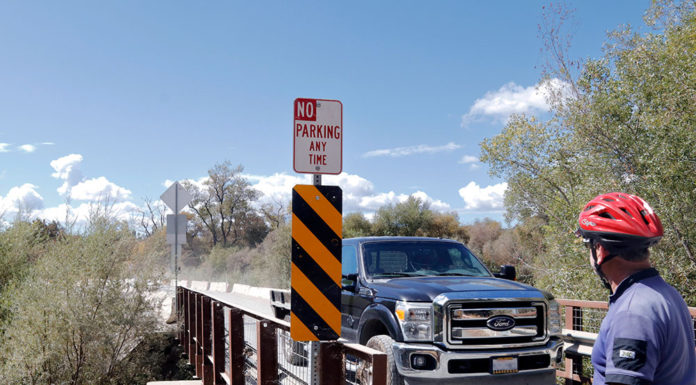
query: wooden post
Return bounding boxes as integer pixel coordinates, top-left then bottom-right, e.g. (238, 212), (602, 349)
(372, 352), (388, 385)
(257, 319), (278, 385)
(188, 291), (197, 366)
(201, 296), (213, 385)
(563, 305), (576, 385)
(319, 342), (344, 385)
(227, 308), (245, 385)
(180, 288), (188, 352)
(194, 293), (202, 378)
(211, 301), (225, 385)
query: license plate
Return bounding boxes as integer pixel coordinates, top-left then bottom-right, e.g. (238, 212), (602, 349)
(491, 356), (518, 374)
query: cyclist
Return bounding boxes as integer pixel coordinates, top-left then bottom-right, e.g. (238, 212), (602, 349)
(576, 192), (695, 385)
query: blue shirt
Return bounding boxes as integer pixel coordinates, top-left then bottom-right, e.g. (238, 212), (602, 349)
(592, 268), (696, 385)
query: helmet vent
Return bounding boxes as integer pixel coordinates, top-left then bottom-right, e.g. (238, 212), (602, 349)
(620, 208), (633, 217)
(602, 198), (615, 202)
(599, 212), (615, 220)
(584, 205), (596, 212)
(639, 210), (650, 226)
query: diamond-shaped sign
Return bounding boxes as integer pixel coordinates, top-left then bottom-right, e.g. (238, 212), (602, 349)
(160, 181), (192, 213)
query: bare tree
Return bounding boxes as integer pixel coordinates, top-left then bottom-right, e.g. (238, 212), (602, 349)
(259, 197), (289, 230)
(136, 197), (167, 237)
(184, 162), (266, 247)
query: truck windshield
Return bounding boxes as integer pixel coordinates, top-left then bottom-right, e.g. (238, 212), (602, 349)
(361, 241), (491, 279)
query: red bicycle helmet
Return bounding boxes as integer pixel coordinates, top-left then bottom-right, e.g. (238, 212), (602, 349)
(577, 192), (663, 253)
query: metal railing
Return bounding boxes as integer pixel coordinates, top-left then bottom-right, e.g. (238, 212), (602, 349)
(555, 298), (696, 384)
(176, 286), (695, 384)
(177, 286), (387, 385)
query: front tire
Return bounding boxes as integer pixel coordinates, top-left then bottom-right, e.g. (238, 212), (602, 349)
(365, 335), (403, 385)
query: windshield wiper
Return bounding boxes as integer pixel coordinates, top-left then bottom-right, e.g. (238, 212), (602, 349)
(373, 272), (419, 278)
(435, 272), (473, 276)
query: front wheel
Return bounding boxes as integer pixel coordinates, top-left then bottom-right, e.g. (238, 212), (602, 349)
(364, 335), (403, 385)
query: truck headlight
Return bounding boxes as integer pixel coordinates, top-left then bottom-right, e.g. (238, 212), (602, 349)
(395, 301), (433, 341)
(547, 299), (562, 336)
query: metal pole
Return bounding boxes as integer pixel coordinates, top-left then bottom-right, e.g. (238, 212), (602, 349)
(313, 174), (321, 186)
(174, 184), (179, 322)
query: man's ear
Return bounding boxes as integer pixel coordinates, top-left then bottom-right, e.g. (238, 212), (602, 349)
(595, 243), (611, 265)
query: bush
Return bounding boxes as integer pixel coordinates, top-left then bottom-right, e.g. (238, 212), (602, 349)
(0, 221), (163, 385)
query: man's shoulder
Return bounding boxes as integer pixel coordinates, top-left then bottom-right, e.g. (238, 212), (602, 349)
(614, 280), (669, 316)
(612, 276), (689, 326)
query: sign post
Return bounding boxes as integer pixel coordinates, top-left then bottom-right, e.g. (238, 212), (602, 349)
(291, 97), (344, 341)
(161, 181), (193, 321)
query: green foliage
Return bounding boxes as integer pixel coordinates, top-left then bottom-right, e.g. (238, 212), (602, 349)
(248, 222), (292, 288)
(343, 212), (372, 238)
(481, 0), (696, 303)
(427, 212), (470, 242)
(372, 196), (433, 236)
(132, 228), (169, 273)
(0, 222), (47, 294)
(0, 220), (163, 385)
(345, 197), (468, 240)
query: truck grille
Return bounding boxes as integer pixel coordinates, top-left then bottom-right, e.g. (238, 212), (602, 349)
(446, 301), (546, 348)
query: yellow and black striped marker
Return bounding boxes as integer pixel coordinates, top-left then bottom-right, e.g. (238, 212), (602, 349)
(291, 184), (342, 341)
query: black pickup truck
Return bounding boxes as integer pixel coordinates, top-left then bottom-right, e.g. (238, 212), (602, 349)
(273, 236), (564, 385)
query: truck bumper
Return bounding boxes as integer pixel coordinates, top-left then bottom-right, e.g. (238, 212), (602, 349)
(391, 338), (563, 385)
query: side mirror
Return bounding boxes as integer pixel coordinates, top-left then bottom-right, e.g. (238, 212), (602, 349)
(493, 265), (516, 281)
(342, 273), (358, 292)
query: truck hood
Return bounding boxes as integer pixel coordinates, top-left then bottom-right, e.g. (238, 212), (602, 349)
(368, 276), (540, 302)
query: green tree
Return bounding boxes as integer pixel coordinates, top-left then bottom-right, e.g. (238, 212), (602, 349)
(481, 0), (696, 303)
(343, 212), (372, 238)
(372, 196), (435, 236)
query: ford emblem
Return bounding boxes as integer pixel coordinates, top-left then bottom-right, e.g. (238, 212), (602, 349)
(487, 315), (515, 331)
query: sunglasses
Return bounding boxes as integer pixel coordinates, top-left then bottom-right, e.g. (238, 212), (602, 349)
(582, 239), (597, 250)
(575, 229), (595, 249)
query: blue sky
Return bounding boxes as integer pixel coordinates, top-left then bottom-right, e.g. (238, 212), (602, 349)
(0, 1), (649, 227)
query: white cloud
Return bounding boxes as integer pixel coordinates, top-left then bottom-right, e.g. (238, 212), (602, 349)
(458, 181), (507, 211)
(363, 142), (461, 158)
(69, 177), (132, 202)
(164, 177), (210, 190)
(50, 154), (131, 202)
(38, 201), (139, 228)
(323, 173), (375, 199)
(0, 184), (45, 218)
(356, 190), (451, 213)
(0, 143), (10, 152)
(51, 154), (84, 196)
(357, 191), (402, 211)
(244, 172), (451, 215)
(459, 155), (481, 171)
(458, 155), (478, 164)
(411, 191), (451, 212)
(18, 144), (37, 153)
(246, 173), (308, 205)
(462, 78), (570, 125)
